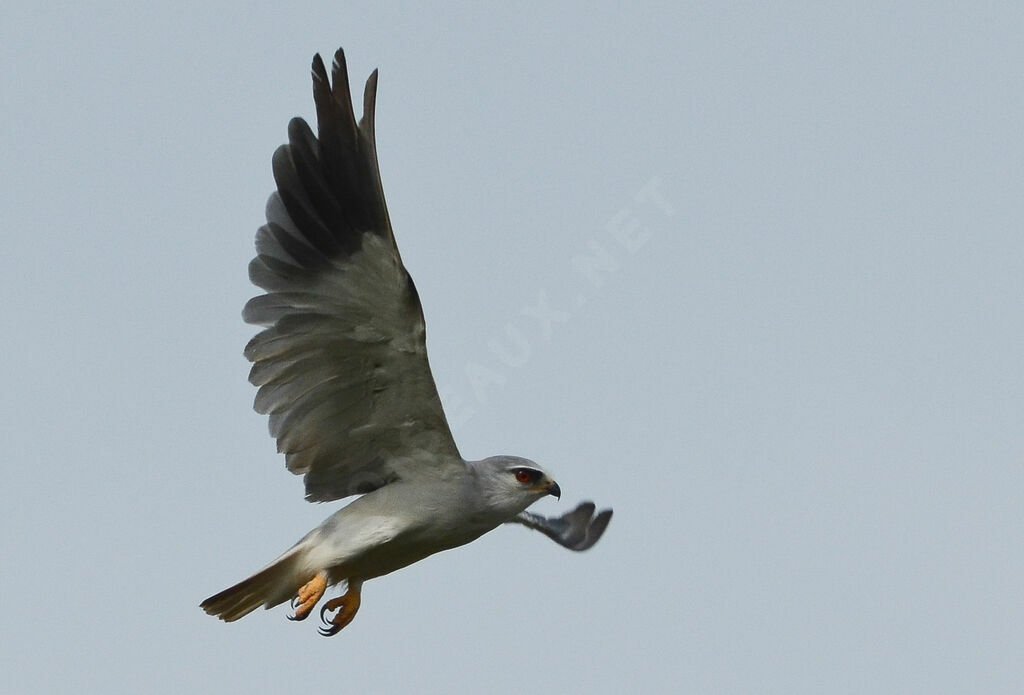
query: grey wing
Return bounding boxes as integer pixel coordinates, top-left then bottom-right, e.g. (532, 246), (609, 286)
(244, 48), (461, 503)
(510, 502), (613, 551)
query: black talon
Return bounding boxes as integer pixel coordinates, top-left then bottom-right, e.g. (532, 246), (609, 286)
(318, 624), (341, 637)
(287, 594), (309, 621)
(318, 601), (343, 636)
(320, 601), (339, 622)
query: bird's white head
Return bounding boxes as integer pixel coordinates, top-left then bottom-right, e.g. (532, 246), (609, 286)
(471, 455), (561, 518)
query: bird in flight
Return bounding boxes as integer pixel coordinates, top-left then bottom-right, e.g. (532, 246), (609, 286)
(200, 47), (612, 637)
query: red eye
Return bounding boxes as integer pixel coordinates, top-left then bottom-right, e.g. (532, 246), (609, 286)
(515, 470), (533, 484)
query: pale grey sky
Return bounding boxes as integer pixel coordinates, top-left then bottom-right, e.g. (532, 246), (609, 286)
(3, 2), (1023, 693)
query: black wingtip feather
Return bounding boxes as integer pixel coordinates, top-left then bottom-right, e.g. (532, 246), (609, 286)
(311, 53), (328, 86)
(331, 48), (352, 101)
(360, 69), (378, 132)
(286, 118), (357, 255)
(271, 153), (341, 259)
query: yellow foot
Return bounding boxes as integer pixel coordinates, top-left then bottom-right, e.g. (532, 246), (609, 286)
(318, 580), (363, 637)
(288, 570), (327, 622)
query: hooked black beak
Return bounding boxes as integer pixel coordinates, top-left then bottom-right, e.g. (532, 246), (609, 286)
(547, 481), (561, 499)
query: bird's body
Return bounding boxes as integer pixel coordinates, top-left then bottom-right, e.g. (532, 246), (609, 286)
(201, 47), (611, 636)
(202, 455), (559, 627)
(310, 456), (543, 582)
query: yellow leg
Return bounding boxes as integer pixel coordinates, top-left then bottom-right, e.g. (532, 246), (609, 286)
(288, 570), (327, 622)
(318, 580), (363, 637)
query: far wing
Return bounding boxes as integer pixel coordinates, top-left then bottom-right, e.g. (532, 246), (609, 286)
(510, 502), (613, 551)
(244, 48), (461, 503)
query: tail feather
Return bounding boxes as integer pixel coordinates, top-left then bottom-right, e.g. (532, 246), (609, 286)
(200, 548), (305, 622)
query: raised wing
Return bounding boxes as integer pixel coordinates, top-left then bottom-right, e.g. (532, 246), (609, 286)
(510, 502), (613, 551)
(243, 48), (461, 502)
